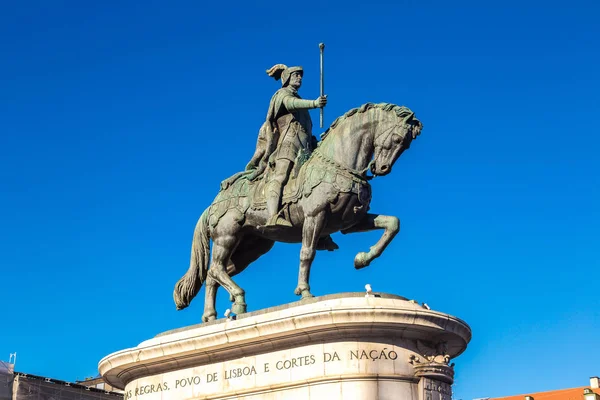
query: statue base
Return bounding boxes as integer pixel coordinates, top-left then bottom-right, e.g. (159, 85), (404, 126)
(100, 293), (471, 400)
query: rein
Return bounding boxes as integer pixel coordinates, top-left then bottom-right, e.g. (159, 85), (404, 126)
(311, 148), (374, 183)
(312, 107), (407, 183)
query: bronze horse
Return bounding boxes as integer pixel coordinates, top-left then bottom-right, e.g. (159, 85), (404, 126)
(174, 103), (422, 322)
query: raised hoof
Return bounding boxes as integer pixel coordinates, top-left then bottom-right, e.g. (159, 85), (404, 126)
(231, 302), (247, 315)
(354, 252), (370, 269)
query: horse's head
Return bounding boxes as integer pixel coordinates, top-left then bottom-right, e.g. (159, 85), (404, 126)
(318, 103), (422, 177)
(371, 105), (422, 176)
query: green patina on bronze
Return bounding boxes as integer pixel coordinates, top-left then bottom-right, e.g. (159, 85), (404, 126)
(173, 60), (423, 323)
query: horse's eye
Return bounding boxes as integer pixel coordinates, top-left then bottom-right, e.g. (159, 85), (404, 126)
(393, 135), (402, 144)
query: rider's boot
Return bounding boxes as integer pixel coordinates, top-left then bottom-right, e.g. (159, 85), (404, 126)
(265, 181), (292, 227)
(316, 235), (339, 251)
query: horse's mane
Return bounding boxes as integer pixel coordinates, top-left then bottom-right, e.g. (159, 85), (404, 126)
(320, 102), (422, 141)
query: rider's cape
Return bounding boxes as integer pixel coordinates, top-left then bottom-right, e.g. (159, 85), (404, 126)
(221, 88), (292, 189)
(247, 88), (292, 172)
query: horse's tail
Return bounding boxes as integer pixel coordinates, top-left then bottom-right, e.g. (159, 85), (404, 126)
(174, 209), (210, 310)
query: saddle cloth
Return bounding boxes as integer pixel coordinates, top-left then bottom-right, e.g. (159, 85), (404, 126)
(208, 157), (370, 228)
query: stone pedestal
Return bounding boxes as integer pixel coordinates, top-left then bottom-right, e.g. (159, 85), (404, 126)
(100, 293), (470, 400)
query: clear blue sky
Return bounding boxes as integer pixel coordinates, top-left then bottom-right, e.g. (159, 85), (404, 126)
(0, 1), (598, 399)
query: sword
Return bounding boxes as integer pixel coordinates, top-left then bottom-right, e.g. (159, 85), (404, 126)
(319, 42), (325, 129)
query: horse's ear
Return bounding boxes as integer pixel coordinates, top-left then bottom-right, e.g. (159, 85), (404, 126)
(266, 64), (287, 81)
(411, 120), (423, 139)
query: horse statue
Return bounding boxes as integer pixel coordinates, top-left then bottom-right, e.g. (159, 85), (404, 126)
(174, 103), (422, 322)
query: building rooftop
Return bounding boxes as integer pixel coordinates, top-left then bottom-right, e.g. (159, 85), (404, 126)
(492, 378), (600, 400)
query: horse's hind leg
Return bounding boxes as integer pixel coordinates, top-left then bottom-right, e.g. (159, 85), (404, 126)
(202, 237), (273, 322)
(209, 233), (247, 315)
(202, 274), (219, 322)
(341, 213), (400, 269)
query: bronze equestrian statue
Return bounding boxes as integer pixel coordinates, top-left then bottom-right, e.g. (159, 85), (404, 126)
(173, 63), (423, 322)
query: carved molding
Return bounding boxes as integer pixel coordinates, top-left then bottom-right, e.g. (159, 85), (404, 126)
(413, 361), (455, 385)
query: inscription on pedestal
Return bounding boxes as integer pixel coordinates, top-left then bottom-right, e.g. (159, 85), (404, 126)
(124, 344), (404, 400)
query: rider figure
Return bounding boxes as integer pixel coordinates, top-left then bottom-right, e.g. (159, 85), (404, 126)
(245, 64), (338, 251)
(247, 64), (327, 227)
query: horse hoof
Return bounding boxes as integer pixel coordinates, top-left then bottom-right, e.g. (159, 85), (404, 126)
(354, 252), (370, 269)
(294, 286), (308, 296)
(202, 313), (216, 322)
(232, 302), (247, 315)
(301, 291), (314, 299)
(295, 285), (314, 298)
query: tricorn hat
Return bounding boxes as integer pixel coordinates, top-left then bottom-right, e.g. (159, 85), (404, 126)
(266, 64), (303, 87)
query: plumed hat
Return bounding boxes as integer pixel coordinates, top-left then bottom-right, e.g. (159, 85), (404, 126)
(266, 64), (303, 87)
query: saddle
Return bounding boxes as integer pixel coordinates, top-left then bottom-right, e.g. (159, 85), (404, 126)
(250, 164), (307, 210)
(207, 164), (307, 228)
(208, 152), (372, 229)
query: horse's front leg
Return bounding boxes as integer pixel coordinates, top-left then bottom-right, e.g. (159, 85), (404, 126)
(341, 213), (399, 269)
(295, 211), (326, 298)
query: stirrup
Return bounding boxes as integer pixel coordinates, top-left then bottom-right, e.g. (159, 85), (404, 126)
(266, 214), (292, 227)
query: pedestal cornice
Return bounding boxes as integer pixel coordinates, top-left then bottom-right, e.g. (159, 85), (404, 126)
(100, 293), (471, 392)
